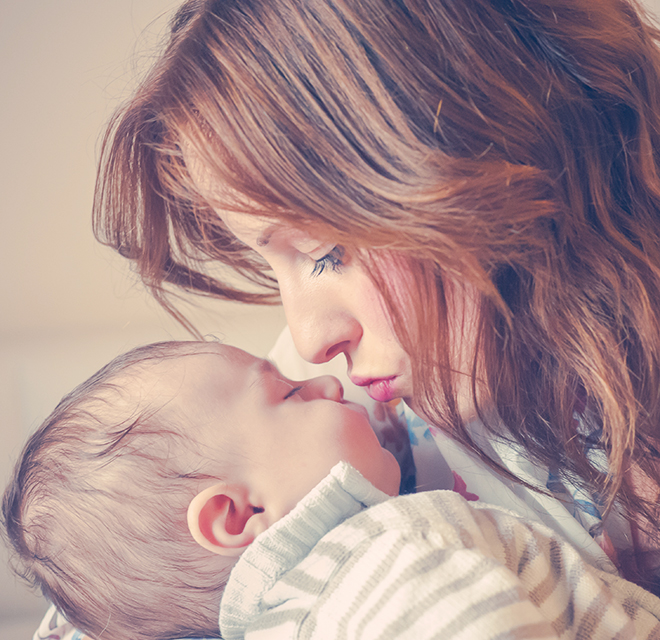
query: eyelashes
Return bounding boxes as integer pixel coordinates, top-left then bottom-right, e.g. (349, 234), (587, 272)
(283, 385), (303, 400)
(311, 245), (345, 277)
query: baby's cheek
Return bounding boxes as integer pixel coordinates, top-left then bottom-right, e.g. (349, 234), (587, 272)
(379, 447), (403, 496)
(350, 426), (401, 494)
(344, 419), (383, 461)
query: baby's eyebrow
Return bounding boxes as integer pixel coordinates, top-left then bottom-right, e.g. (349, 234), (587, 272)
(258, 359), (278, 375)
(248, 358), (278, 390)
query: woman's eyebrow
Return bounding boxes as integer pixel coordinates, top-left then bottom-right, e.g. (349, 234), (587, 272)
(256, 226), (276, 247)
(257, 222), (316, 248)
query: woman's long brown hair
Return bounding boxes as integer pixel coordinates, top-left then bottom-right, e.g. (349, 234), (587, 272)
(94, 0), (660, 589)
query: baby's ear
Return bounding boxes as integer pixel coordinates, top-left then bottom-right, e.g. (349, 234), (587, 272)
(187, 483), (268, 557)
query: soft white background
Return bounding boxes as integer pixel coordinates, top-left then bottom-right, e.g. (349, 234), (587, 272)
(1, 0), (659, 637)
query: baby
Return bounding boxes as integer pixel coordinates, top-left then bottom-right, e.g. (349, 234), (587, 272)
(3, 341), (660, 640)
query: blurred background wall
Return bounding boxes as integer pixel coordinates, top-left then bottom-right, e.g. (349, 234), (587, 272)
(1, 0), (659, 637)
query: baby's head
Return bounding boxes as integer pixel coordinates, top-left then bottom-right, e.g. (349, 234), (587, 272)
(2, 341), (399, 640)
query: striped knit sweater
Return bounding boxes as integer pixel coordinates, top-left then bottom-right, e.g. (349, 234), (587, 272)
(220, 462), (660, 640)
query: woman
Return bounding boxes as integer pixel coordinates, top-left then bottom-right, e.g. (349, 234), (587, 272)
(94, 0), (660, 594)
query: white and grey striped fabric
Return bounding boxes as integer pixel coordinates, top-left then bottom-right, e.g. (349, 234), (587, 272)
(220, 462), (660, 640)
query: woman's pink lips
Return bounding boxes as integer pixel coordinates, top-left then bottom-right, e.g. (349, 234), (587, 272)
(350, 375), (398, 403)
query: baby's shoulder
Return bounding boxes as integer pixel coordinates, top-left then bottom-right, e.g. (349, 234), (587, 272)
(324, 489), (557, 563)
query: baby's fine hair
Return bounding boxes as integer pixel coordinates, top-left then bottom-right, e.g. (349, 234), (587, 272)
(2, 341), (228, 640)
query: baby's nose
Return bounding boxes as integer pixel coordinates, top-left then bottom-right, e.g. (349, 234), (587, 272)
(303, 375), (344, 402)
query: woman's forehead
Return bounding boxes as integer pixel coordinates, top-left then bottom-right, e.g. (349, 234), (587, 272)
(219, 208), (334, 253)
(182, 145), (279, 231)
(220, 209), (275, 245)
(181, 134), (355, 241)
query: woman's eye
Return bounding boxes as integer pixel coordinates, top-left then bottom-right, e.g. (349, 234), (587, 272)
(283, 385), (303, 400)
(311, 245), (345, 277)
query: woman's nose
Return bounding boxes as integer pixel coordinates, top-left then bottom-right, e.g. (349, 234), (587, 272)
(300, 375), (344, 402)
(281, 292), (362, 365)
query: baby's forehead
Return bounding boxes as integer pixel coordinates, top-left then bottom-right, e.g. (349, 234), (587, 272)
(135, 342), (248, 371)
(121, 342), (256, 401)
